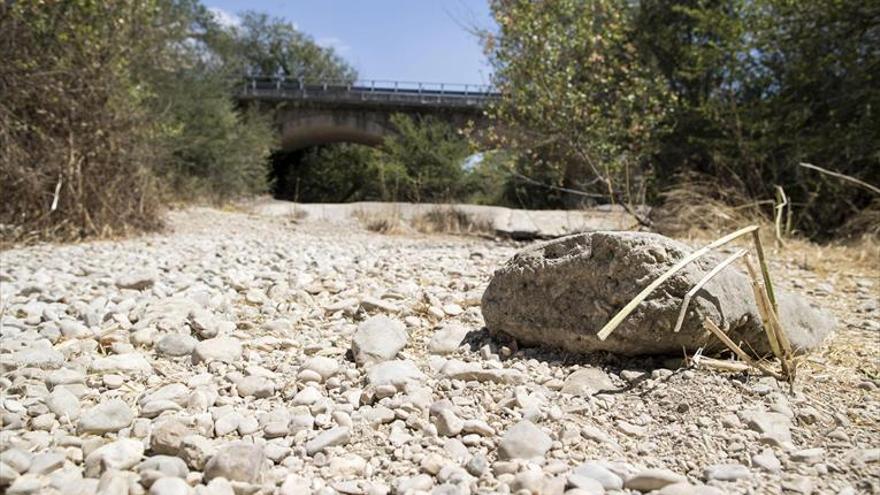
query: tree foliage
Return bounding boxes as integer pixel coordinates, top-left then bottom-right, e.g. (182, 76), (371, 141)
(485, 0), (674, 207)
(487, 0), (880, 237)
(228, 12), (357, 82)
(0, 1), (355, 241)
(1, 0), (167, 240)
(280, 114), (477, 204)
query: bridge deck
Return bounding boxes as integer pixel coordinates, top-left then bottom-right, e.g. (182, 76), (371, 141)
(239, 78), (499, 108)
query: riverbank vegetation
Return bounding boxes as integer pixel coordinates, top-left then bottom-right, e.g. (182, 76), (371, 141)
(0, 0), (352, 241)
(1, 0), (877, 242)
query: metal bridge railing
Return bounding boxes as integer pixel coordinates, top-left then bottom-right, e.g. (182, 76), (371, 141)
(239, 77), (500, 106)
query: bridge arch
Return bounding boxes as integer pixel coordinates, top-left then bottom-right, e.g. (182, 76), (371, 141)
(277, 107), (391, 150)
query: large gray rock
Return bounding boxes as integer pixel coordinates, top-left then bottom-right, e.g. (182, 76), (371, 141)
(481, 231), (835, 356)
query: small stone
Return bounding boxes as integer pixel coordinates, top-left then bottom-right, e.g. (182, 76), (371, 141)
(236, 376), (275, 398)
(498, 420), (552, 460)
(26, 452), (64, 475)
(442, 303), (463, 316)
(741, 410), (793, 447)
(305, 427), (350, 455)
(178, 435), (215, 471)
(704, 463), (750, 481)
(365, 360), (424, 390)
(6, 473), (42, 495)
(78, 399), (134, 434)
(351, 315), (408, 366)
(1, 449), (31, 475)
(279, 474), (310, 495)
(657, 483), (724, 495)
(149, 477), (191, 495)
(103, 375), (124, 389)
(561, 368), (616, 396)
(571, 462), (623, 490)
(781, 476), (813, 494)
(192, 337), (242, 364)
(566, 474), (606, 495)
(396, 474), (434, 494)
(302, 356), (339, 381)
(156, 334), (197, 357)
(361, 296), (400, 314)
(432, 408), (464, 437)
(617, 420), (646, 437)
(137, 455), (189, 480)
(0, 461), (18, 486)
(791, 448), (825, 465)
(151, 419), (190, 455)
(624, 468), (687, 492)
(45, 387), (80, 420)
(465, 455), (489, 477)
(116, 271), (156, 290)
(84, 438), (144, 477)
(58, 320), (91, 339)
(10, 348), (64, 369)
(90, 354), (152, 374)
(441, 359), (524, 384)
(203, 442), (264, 483)
(428, 325), (470, 355)
(292, 386), (323, 406)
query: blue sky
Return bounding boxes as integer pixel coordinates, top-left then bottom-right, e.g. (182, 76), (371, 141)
(205, 1), (496, 85)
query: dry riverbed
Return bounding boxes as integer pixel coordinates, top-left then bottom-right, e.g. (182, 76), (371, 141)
(0, 206), (878, 495)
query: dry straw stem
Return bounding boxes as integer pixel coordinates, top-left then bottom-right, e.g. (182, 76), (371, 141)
(690, 355), (751, 373)
(745, 255), (796, 381)
(774, 185), (789, 247)
(597, 225), (760, 341)
(703, 318), (785, 380)
(672, 248), (748, 333)
(799, 162), (880, 195)
(750, 229), (778, 311)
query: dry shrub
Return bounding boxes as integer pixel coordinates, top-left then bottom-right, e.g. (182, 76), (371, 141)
(0, 2), (164, 243)
(352, 209), (410, 235)
(838, 199), (880, 242)
(652, 173), (772, 239)
(413, 208), (493, 235)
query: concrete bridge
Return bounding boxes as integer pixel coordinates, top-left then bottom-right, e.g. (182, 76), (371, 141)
(238, 77), (499, 149)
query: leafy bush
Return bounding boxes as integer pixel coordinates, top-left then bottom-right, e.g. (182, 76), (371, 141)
(0, 1), (355, 241)
(278, 114), (474, 203)
(484, 0), (880, 238)
(0, 0), (165, 241)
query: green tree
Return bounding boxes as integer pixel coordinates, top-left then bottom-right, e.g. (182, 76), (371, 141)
(635, 0), (880, 236)
(378, 114), (472, 202)
(484, 0), (674, 208)
(229, 12), (357, 81)
(143, 3), (276, 200)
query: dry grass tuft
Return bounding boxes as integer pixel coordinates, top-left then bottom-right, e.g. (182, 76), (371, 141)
(653, 173), (772, 239)
(412, 208), (493, 236)
(352, 208), (411, 235)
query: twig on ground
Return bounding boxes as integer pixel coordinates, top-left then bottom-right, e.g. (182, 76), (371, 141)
(673, 248), (748, 333)
(703, 318), (785, 380)
(799, 162), (880, 195)
(597, 225), (759, 341)
(691, 355), (751, 373)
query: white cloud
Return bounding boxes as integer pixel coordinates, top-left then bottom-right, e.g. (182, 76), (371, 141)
(208, 7), (241, 29)
(316, 37), (351, 54)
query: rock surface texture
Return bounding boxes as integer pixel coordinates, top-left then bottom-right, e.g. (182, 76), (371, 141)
(0, 207), (874, 495)
(482, 231), (836, 355)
